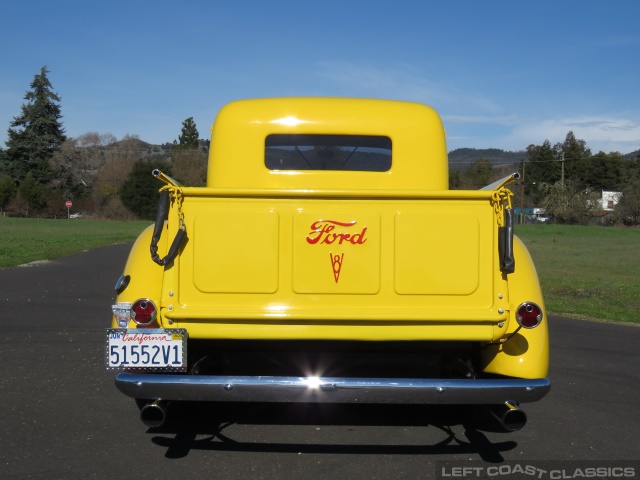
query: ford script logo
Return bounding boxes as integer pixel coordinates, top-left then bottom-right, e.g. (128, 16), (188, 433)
(306, 220), (367, 283)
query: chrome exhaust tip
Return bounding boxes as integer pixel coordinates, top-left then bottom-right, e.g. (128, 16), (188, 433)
(489, 401), (527, 432)
(140, 399), (168, 428)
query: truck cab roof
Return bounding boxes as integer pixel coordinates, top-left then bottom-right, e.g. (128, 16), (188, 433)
(207, 97), (449, 191)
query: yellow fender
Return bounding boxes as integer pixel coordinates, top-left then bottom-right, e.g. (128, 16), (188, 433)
(481, 236), (550, 379)
(111, 225), (166, 328)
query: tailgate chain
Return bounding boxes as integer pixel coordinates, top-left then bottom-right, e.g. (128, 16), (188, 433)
(150, 172), (188, 266)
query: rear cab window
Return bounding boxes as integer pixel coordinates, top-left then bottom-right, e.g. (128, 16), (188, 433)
(266, 134), (392, 172)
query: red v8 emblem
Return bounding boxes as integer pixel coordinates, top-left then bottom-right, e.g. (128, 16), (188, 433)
(329, 253), (344, 283)
(306, 219), (367, 284)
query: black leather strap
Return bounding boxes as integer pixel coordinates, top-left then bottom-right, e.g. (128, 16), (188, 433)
(150, 190), (186, 266)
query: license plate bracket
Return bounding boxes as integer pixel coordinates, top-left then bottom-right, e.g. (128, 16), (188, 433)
(105, 328), (187, 372)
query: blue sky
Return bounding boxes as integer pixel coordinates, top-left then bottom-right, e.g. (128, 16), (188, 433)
(1, 1), (639, 154)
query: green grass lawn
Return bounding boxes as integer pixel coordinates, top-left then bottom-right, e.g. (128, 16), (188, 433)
(1, 217), (638, 324)
(516, 224), (640, 324)
(0, 217), (150, 269)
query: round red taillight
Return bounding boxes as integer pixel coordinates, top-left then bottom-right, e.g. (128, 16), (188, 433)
(516, 302), (543, 328)
(131, 299), (157, 326)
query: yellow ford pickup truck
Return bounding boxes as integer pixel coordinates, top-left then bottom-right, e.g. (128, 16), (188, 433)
(107, 98), (549, 431)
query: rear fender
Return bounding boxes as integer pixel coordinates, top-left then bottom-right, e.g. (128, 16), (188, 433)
(111, 224), (166, 328)
(481, 236), (549, 379)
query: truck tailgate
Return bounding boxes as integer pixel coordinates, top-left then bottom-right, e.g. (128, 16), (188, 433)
(163, 191), (506, 330)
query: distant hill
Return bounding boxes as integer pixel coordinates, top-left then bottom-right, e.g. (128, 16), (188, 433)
(447, 147), (637, 171)
(114, 142), (530, 171)
(80, 140), (635, 174)
(448, 148), (526, 171)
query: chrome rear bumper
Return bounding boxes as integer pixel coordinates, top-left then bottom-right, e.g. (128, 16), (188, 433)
(115, 374), (550, 404)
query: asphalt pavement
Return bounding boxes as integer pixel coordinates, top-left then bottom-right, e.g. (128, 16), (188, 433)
(1, 244), (639, 479)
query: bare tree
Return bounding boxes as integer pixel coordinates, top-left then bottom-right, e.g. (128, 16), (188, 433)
(539, 180), (598, 225)
(613, 178), (640, 226)
(171, 148), (207, 186)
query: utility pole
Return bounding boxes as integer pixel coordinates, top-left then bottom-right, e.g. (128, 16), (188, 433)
(559, 152), (565, 184)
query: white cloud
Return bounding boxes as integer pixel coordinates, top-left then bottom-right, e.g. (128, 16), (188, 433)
(440, 113), (640, 153)
(508, 116), (640, 153)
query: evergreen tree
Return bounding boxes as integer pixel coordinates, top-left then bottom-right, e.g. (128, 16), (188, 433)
(120, 160), (171, 219)
(172, 117), (206, 186)
(463, 158), (494, 188)
(614, 153), (640, 225)
(0, 175), (17, 213)
(588, 151), (624, 191)
(449, 169), (461, 189)
(525, 140), (560, 184)
(524, 140), (560, 205)
(628, 154), (640, 180)
(557, 131), (591, 186)
(18, 171), (46, 216)
(176, 117), (199, 150)
(4, 66), (66, 184)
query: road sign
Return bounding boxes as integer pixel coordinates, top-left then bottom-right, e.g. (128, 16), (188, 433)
(65, 201), (72, 208)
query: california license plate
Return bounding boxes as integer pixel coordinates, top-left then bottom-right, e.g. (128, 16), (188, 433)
(105, 328), (187, 372)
